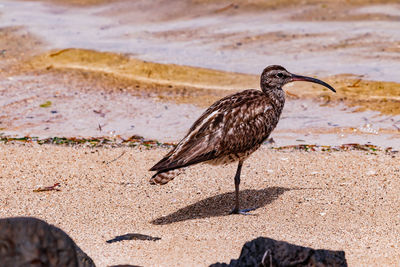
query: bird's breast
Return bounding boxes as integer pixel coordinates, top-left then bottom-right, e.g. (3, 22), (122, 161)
(207, 143), (262, 166)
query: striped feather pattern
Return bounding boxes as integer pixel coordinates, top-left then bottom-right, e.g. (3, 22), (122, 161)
(149, 88), (285, 176)
(150, 169), (182, 185)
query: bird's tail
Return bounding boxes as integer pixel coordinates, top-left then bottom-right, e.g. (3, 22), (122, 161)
(149, 169), (182, 185)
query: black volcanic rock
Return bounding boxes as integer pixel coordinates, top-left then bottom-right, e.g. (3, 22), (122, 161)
(210, 237), (347, 267)
(0, 217), (95, 267)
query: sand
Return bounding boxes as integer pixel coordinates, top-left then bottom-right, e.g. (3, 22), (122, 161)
(0, 143), (399, 266)
(1, 1), (400, 266)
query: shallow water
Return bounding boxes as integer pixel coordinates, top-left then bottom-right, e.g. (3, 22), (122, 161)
(1, 0), (400, 81)
(0, 0), (399, 148)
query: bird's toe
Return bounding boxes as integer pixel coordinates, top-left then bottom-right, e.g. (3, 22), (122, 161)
(229, 207), (257, 215)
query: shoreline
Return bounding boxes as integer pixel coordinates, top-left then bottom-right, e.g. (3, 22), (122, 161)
(0, 135), (398, 153)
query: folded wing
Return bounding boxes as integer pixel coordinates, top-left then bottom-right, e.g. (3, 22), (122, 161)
(150, 90), (277, 172)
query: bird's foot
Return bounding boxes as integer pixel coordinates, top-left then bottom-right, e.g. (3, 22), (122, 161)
(229, 207), (257, 215)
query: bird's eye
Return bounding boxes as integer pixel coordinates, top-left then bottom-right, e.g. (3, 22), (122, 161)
(276, 73), (284, 78)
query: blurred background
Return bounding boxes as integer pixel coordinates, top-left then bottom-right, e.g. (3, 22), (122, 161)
(0, 0), (399, 148)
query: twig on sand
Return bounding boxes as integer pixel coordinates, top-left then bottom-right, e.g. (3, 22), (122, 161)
(103, 151), (126, 165)
(33, 183), (61, 192)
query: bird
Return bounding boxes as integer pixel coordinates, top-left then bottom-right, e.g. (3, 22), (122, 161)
(149, 65), (336, 215)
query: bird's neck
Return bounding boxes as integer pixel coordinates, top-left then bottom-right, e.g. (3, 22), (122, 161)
(262, 87), (286, 109)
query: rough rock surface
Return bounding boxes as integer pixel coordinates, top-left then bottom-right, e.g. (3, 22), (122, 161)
(210, 237), (347, 267)
(0, 217), (95, 267)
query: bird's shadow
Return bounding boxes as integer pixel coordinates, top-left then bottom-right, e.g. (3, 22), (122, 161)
(151, 186), (311, 225)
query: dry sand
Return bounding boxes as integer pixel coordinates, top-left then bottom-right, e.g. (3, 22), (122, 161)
(1, 1), (400, 266)
(0, 144), (399, 266)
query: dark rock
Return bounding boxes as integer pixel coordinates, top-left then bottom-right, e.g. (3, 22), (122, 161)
(210, 237), (347, 267)
(0, 217), (95, 267)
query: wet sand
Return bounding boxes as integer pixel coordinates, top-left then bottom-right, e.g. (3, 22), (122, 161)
(1, 65), (399, 147)
(0, 144), (399, 266)
(28, 48), (400, 115)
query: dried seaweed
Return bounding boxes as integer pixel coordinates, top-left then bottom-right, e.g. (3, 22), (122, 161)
(106, 233), (161, 243)
(0, 135), (175, 148)
(0, 135), (396, 153)
(273, 143), (396, 153)
(39, 101), (52, 108)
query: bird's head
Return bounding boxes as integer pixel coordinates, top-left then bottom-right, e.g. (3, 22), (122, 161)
(260, 65), (336, 93)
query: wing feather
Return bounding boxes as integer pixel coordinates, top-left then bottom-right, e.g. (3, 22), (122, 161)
(150, 89), (281, 172)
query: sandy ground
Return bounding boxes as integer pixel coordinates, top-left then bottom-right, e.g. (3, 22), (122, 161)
(0, 144), (399, 266)
(1, 1), (399, 266)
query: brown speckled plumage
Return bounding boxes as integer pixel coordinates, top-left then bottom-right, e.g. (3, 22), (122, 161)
(150, 65), (335, 214)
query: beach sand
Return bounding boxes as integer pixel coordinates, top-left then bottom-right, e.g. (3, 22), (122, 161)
(1, 1), (400, 266)
(0, 144), (399, 266)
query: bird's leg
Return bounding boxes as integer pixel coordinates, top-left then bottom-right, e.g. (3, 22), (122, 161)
(233, 161), (243, 213)
(229, 161), (255, 215)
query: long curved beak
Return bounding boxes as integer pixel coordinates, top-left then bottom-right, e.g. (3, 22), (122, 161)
(291, 74), (336, 93)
